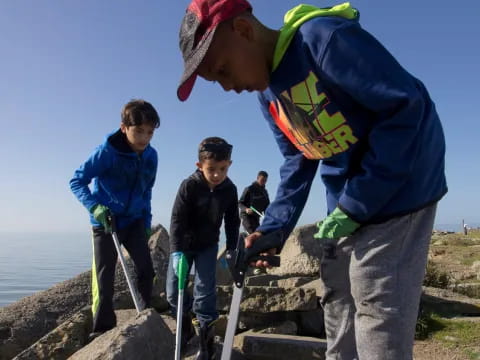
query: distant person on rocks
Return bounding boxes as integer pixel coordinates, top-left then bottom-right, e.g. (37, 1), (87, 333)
(167, 137), (240, 359)
(69, 99), (159, 341)
(175, 0), (448, 358)
(238, 170), (270, 234)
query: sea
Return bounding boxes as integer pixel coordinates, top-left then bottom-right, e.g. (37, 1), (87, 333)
(0, 223), (474, 308)
(0, 232), (91, 307)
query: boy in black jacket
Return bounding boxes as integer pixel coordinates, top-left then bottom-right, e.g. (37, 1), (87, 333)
(166, 136), (240, 359)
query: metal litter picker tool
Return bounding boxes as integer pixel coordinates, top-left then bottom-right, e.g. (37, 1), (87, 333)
(175, 254), (189, 360)
(108, 215), (143, 314)
(249, 206), (264, 219)
(220, 230), (283, 360)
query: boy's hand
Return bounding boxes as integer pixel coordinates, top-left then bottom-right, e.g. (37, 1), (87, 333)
(90, 204), (112, 233)
(314, 207), (360, 240)
(245, 232), (276, 268)
(245, 208), (253, 215)
(171, 251), (184, 277)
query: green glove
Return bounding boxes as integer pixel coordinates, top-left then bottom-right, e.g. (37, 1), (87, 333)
(314, 207), (360, 240)
(90, 204), (112, 233)
(146, 228), (152, 239)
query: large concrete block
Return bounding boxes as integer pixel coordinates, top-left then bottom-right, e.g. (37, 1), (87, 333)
(234, 331), (327, 360)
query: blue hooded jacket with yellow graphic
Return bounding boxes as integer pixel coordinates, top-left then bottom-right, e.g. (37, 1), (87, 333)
(257, 3), (447, 238)
(70, 129), (157, 230)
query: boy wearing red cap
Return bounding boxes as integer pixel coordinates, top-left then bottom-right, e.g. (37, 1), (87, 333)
(176, 1), (447, 359)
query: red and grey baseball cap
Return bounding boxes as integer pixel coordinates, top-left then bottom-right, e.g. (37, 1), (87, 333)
(177, 0), (252, 101)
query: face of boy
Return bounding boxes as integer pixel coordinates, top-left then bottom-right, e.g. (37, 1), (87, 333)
(120, 123), (155, 153)
(257, 175), (267, 186)
(197, 159), (232, 189)
(197, 17), (270, 94)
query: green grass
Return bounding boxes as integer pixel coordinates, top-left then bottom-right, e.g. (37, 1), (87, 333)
(431, 229), (480, 246)
(416, 312), (480, 359)
(460, 254), (480, 267)
(424, 260), (451, 288)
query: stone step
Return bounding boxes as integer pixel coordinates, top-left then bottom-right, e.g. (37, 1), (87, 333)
(234, 331), (327, 360)
(422, 286), (480, 316)
(217, 286), (318, 313)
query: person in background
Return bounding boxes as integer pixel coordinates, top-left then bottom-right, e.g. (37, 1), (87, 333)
(238, 170), (270, 234)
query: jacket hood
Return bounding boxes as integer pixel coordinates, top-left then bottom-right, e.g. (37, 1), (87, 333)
(272, 2), (359, 71)
(105, 129), (153, 156)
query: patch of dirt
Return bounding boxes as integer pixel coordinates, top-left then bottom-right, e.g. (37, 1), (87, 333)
(414, 339), (470, 360)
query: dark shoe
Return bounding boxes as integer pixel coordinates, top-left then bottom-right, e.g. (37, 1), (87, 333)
(194, 320), (216, 360)
(181, 313), (195, 350)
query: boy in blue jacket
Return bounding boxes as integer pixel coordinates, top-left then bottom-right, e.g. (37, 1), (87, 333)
(176, 1), (447, 359)
(70, 99), (160, 339)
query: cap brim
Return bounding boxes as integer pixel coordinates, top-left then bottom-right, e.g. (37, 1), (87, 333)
(177, 27), (217, 102)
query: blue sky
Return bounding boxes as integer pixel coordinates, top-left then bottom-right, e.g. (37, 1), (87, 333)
(0, 0), (479, 234)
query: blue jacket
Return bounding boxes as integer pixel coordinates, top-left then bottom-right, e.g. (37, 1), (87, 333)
(70, 129), (158, 230)
(257, 4), (447, 238)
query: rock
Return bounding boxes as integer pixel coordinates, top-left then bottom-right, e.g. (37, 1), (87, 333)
(147, 224), (170, 308)
(245, 274), (317, 288)
(300, 278), (325, 298)
(0, 272), (92, 360)
(216, 246), (233, 286)
(450, 283), (480, 299)
(69, 309), (174, 360)
(12, 309), (146, 360)
(245, 274), (283, 287)
(237, 312), (292, 332)
(214, 314), (228, 338)
(431, 248), (446, 256)
(12, 307), (91, 360)
(254, 320), (297, 335)
(267, 224), (323, 277)
(270, 276), (317, 288)
(472, 261), (480, 280)
(421, 286), (480, 316)
(233, 331), (327, 360)
(443, 335), (458, 342)
(150, 292), (169, 313)
(217, 286), (318, 313)
(0, 226), (170, 359)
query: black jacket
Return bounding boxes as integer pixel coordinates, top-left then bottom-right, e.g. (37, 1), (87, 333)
(170, 170), (240, 252)
(238, 182), (270, 218)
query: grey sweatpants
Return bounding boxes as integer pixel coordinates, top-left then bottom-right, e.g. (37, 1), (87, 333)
(320, 204), (436, 360)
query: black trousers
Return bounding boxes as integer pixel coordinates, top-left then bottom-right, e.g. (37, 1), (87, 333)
(241, 214), (260, 234)
(91, 219), (154, 332)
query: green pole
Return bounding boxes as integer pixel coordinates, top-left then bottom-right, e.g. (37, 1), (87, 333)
(175, 254), (189, 360)
(177, 254), (188, 290)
